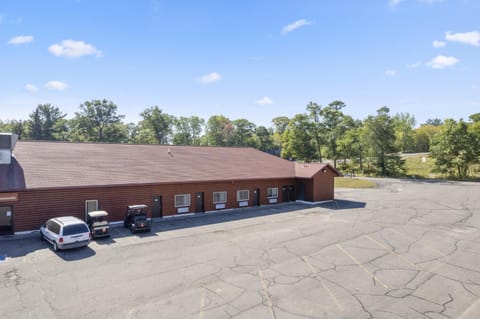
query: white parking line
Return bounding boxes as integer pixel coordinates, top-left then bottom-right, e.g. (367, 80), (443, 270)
(364, 235), (420, 270)
(388, 228), (447, 257)
(336, 244), (389, 289)
(301, 256), (344, 312)
(198, 288), (206, 319)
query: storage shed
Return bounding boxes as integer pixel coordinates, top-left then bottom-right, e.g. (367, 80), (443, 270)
(0, 136), (339, 234)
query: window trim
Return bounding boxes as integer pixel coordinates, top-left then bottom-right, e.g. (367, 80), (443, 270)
(174, 194), (191, 208)
(85, 199), (99, 220)
(213, 191), (227, 204)
(267, 187), (279, 199)
(236, 190), (249, 202)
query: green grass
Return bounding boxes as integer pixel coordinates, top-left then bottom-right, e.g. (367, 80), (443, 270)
(403, 154), (438, 179)
(334, 177), (377, 188)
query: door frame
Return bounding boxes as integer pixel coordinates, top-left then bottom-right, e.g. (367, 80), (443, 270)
(0, 205), (14, 235)
(194, 192), (205, 213)
(152, 195), (163, 218)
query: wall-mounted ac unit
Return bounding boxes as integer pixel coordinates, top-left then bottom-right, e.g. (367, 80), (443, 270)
(0, 149), (11, 165)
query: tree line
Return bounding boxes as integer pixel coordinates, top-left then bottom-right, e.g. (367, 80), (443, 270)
(1, 99), (479, 179)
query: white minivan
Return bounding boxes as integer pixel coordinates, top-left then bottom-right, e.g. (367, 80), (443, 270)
(40, 216), (91, 251)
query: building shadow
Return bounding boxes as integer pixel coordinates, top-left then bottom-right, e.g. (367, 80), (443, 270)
(1, 199), (366, 259)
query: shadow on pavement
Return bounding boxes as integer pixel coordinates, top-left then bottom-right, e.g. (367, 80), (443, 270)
(1, 199), (366, 259)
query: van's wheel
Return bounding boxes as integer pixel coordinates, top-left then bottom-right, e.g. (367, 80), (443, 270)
(53, 241), (58, 251)
(40, 232), (45, 241)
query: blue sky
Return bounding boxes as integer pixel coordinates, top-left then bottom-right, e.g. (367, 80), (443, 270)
(1, 0), (479, 127)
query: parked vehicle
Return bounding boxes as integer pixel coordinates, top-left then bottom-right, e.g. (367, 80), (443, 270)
(124, 204), (152, 233)
(86, 210), (110, 239)
(40, 216), (91, 251)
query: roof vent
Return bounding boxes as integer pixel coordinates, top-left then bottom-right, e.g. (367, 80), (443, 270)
(0, 133), (18, 165)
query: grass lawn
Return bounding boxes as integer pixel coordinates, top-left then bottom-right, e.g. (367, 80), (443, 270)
(334, 177), (377, 188)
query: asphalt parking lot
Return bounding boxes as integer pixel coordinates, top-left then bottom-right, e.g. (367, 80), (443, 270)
(1, 178), (480, 319)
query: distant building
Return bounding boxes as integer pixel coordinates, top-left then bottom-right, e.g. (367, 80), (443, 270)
(0, 134), (339, 234)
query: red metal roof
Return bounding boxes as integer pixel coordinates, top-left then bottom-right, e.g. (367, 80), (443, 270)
(12, 141), (304, 189)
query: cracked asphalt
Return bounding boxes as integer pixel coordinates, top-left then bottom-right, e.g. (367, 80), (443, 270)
(1, 178), (480, 319)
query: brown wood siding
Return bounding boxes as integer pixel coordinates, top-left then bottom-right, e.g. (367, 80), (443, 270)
(312, 170), (335, 201)
(12, 178), (296, 232)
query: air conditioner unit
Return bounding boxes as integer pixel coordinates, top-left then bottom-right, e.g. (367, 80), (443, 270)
(0, 149), (11, 165)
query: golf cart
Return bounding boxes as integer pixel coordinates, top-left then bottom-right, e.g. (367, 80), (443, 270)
(124, 204), (152, 233)
(86, 210), (110, 239)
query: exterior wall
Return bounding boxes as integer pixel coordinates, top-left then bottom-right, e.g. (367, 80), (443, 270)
(295, 178), (314, 202)
(312, 170), (336, 201)
(9, 178), (296, 232)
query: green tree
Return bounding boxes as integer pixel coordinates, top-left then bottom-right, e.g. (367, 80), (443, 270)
(306, 101), (324, 162)
(281, 114), (315, 161)
(70, 99), (126, 142)
(172, 116), (205, 145)
(393, 112), (416, 153)
(231, 119), (256, 147)
(0, 119), (27, 139)
(413, 124), (441, 152)
(363, 107), (405, 176)
(28, 104), (67, 140)
(204, 115), (234, 146)
(337, 119), (365, 172)
(320, 100), (348, 168)
(136, 106), (174, 144)
(424, 118), (443, 126)
(255, 126), (274, 152)
(430, 119), (479, 179)
(271, 116), (290, 135)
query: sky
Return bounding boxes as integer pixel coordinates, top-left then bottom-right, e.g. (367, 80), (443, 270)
(1, 0), (479, 128)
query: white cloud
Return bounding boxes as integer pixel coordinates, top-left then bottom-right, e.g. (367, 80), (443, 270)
(8, 35), (34, 45)
(389, 0), (405, 7)
(48, 40), (103, 58)
(256, 96), (273, 105)
(406, 62), (421, 68)
(44, 81), (69, 91)
(432, 40), (446, 48)
(445, 30), (480, 47)
(199, 72), (221, 84)
(389, 0), (443, 6)
(25, 84), (38, 93)
(418, 0), (444, 3)
(426, 55), (459, 69)
(385, 69), (397, 76)
(281, 19), (312, 35)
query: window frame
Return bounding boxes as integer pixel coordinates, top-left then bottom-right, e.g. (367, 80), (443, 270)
(85, 199), (99, 221)
(267, 187), (279, 199)
(236, 190), (249, 202)
(213, 191), (227, 204)
(174, 194), (191, 208)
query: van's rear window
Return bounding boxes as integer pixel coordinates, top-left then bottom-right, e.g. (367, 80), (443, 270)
(63, 224), (89, 235)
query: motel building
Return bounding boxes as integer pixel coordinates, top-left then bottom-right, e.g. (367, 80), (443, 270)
(0, 133), (339, 235)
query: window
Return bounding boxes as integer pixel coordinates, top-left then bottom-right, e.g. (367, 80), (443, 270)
(237, 190), (249, 201)
(175, 194), (191, 207)
(213, 191), (227, 204)
(267, 187), (278, 198)
(85, 200), (98, 213)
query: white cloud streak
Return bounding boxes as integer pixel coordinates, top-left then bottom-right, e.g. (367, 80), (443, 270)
(48, 40), (102, 58)
(281, 19), (312, 35)
(8, 35), (34, 45)
(445, 30), (480, 46)
(432, 40), (446, 48)
(25, 84), (38, 93)
(385, 69), (397, 76)
(406, 62), (421, 69)
(426, 55), (459, 69)
(199, 72), (221, 84)
(44, 81), (69, 91)
(256, 96), (273, 105)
